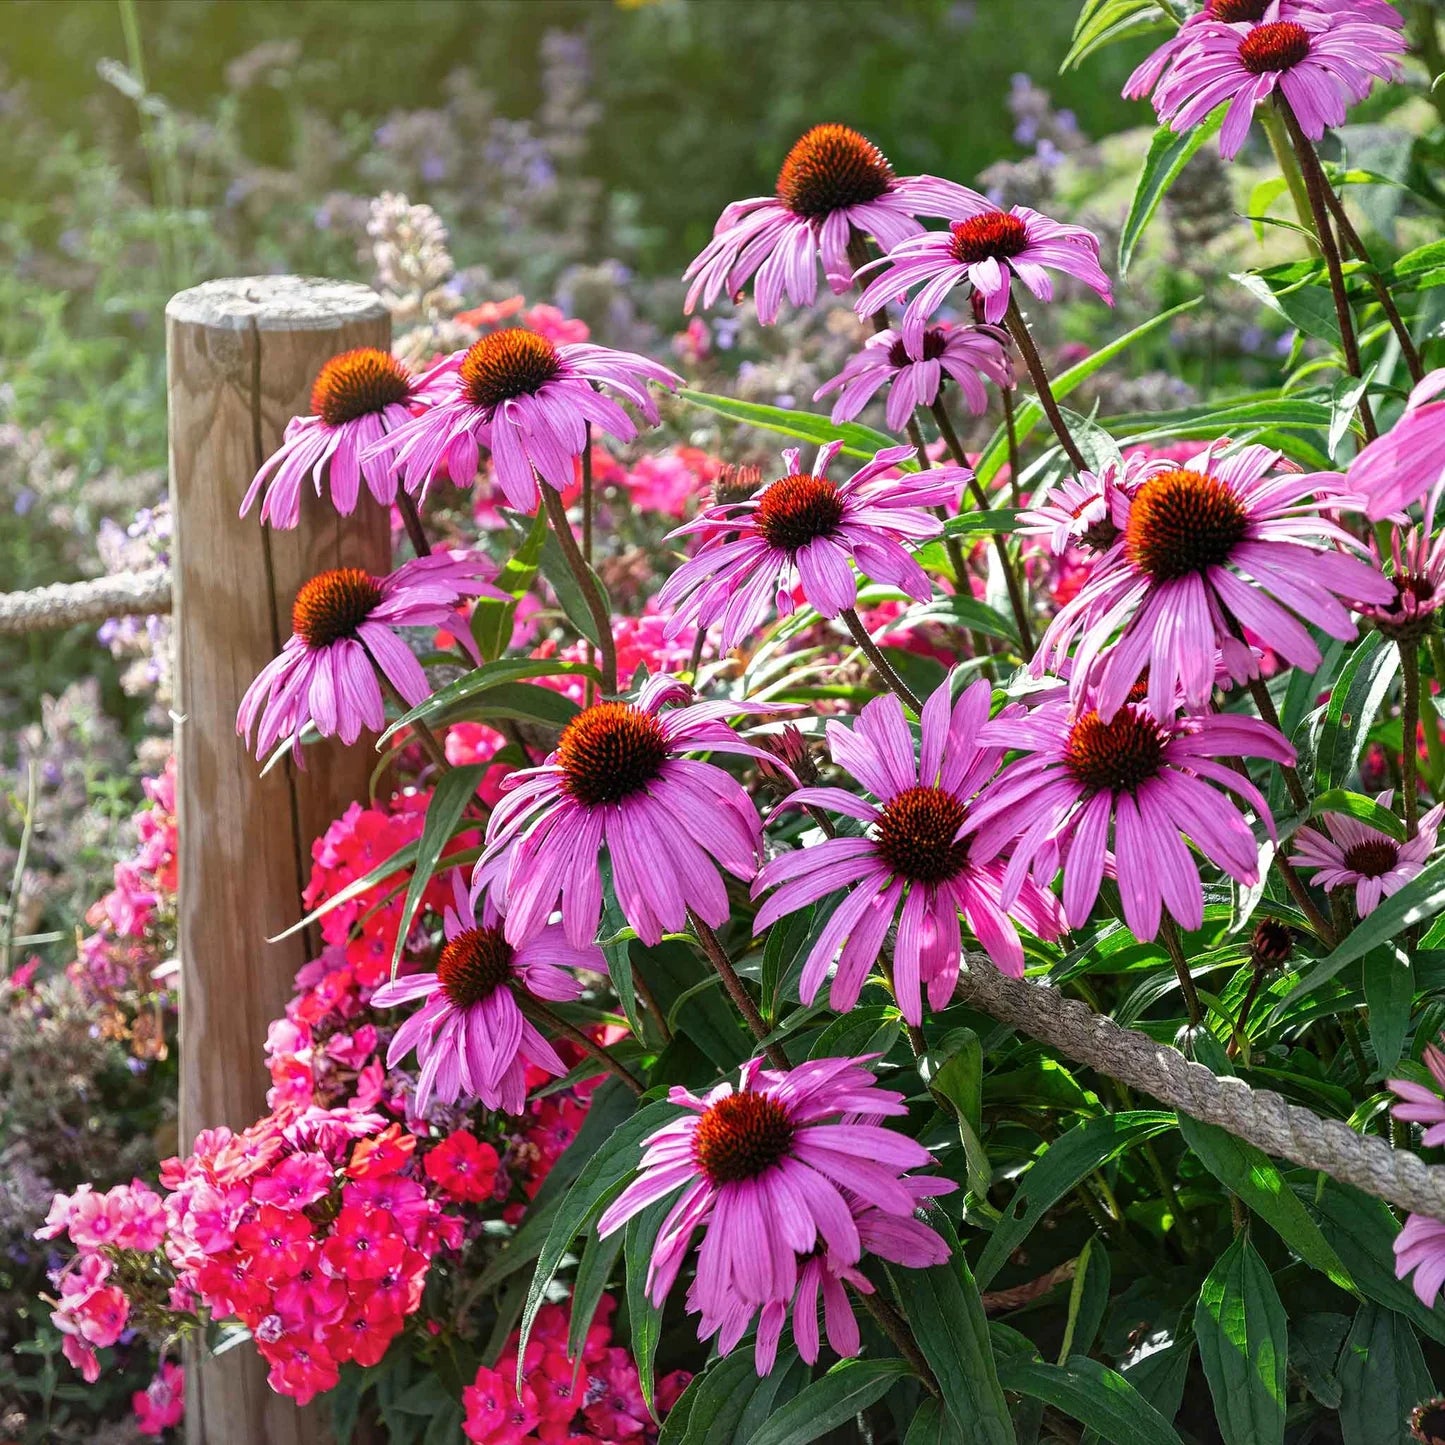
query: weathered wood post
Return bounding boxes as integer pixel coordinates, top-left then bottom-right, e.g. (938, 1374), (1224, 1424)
(166, 277), (392, 1444)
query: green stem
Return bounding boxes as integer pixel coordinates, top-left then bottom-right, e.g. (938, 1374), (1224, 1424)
(1244, 673), (1311, 812)
(1258, 105), (1321, 259)
(1001, 384), (1023, 507)
(1003, 295), (1090, 474)
(1226, 969), (1265, 1063)
(1401, 641), (1422, 838)
(540, 481), (617, 696)
(1426, 634), (1445, 794)
(1160, 917), (1204, 1027)
(1277, 96), (1378, 441)
(930, 397), (1035, 655)
(840, 607), (923, 712)
(520, 997), (644, 1095)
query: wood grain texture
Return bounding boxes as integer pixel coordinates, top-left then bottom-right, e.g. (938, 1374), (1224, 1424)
(167, 277), (391, 1445)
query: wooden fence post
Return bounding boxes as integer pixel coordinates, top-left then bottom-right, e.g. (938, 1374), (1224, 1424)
(166, 276), (392, 1444)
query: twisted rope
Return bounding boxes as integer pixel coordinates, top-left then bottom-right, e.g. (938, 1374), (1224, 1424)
(956, 957), (1445, 1220)
(0, 568), (172, 636)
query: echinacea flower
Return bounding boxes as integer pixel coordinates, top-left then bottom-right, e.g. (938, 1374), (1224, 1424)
(1360, 499), (1445, 641)
(597, 1056), (947, 1324)
(656, 442), (963, 652)
(857, 201), (1113, 335)
(1389, 1038), (1445, 1147)
(370, 872), (599, 1114)
(1124, 0), (1403, 108)
(237, 551), (502, 760)
(368, 328), (680, 512)
(814, 322), (1013, 434)
(753, 676), (1065, 1024)
(690, 1179), (953, 1376)
(1146, 8), (1404, 161)
(683, 123), (987, 325)
(1035, 443), (1393, 724)
(1350, 370), (1445, 522)
(1017, 451), (1170, 556)
(966, 696), (1294, 940)
(1290, 792), (1442, 917)
(242, 348), (442, 528)
(1395, 1212), (1445, 1307)
(478, 675), (782, 949)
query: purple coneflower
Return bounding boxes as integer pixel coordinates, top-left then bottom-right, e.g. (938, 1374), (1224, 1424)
(1390, 1041), (1445, 1147)
(370, 873), (599, 1114)
(857, 202), (1113, 336)
(1361, 499), (1445, 641)
(237, 551), (502, 760)
(1395, 1213), (1445, 1308)
(1350, 370), (1445, 522)
(753, 676), (1064, 1024)
(1017, 452), (1168, 557)
(1034, 443), (1393, 725)
(1125, 0), (1403, 107)
(683, 123), (987, 325)
(242, 348), (442, 527)
(597, 1056), (947, 1324)
(966, 696), (1293, 941)
(691, 1181), (952, 1376)
(478, 675), (782, 949)
(367, 329), (679, 512)
(1290, 792), (1443, 918)
(656, 442), (963, 652)
(1146, 8), (1404, 161)
(814, 323), (1013, 434)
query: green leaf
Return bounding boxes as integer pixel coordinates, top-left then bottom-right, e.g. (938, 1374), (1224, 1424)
(1232, 271), (1342, 346)
(890, 1212), (1015, 1445)
(1119, 107), (1226, 277)
(975, 1112), (1175, 1288)
(385, 763), (484, 974)
(516, 1096), (684, 1385)
(539, 524), (607, 647)
(1389, 238), (1445, 292)
(1310, 788), (1406, 842)
(624, 1198), (668, 1414)
(1363, 946), (1413, 1074)
(1061, 0), (1173, 72)
(996, 1355), (1183, 1445)
(903, 1399), (955, 1445)
(679, 389), (901, 465)
(1194, 1235), (1287, 1445)
(1328, 369), (1376, 459)
(381, 658), (595, 744)
(473, 507), (548, 661)
(747, 1359), (912, 1445)
(940, 509), (1022, 537)
(1059, 1237), (1111, 1363)
(658, 1349), (804, 1445)
(1314, 632), (1400, 794)
(1176, 1117), (1354, 1292)
(1337, 1303), (1434, 1445)
(567, 1227), (623, 1365)
(1282, 853), (1445, 1005)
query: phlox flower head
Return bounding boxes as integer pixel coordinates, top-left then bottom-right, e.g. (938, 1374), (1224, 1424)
(368, 328), (680, 512)
(238, 551), (502, 760)
(424, 1128), (501, 1203)
(656, 442), (963, 652)
(1034, 443), (1392, 724)
(597, 1055), (951, 1331)
(479, 674), (783, 949)
(132, 1360), (185, 1437)
(371, 871), (599, 1115)
(1139, 3), (1404, 160)
(684, 122), (989, 324)
(857, 199), (1112, 334)
(1350, 370), (1445, 522)
(967, 694), (1294, 941)
(242, 347), (450, 527)
(814, 322), (1013, 434)
(753, 675), (1065, 1025)
(1291, 791), (1442, 918)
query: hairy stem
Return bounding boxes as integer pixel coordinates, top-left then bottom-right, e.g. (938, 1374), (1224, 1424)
(840, 607), (923, 712)
(1160, 917), (1204, 1027)
(688, 910), (790, 1069)
(1277, 97), (1378, 441)
(931, 399), (1034, 655)
(540, 481), (617, 696)
(1244, 672), (1311, 812)
(856, 1289), (940, 1397)
(1001, 384), (1023, 507)
(520, 997), (644, 1095)
(396, 489), (433, 559)
(581, 424), (596, 707)
(1003, 295), (1090, 474)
